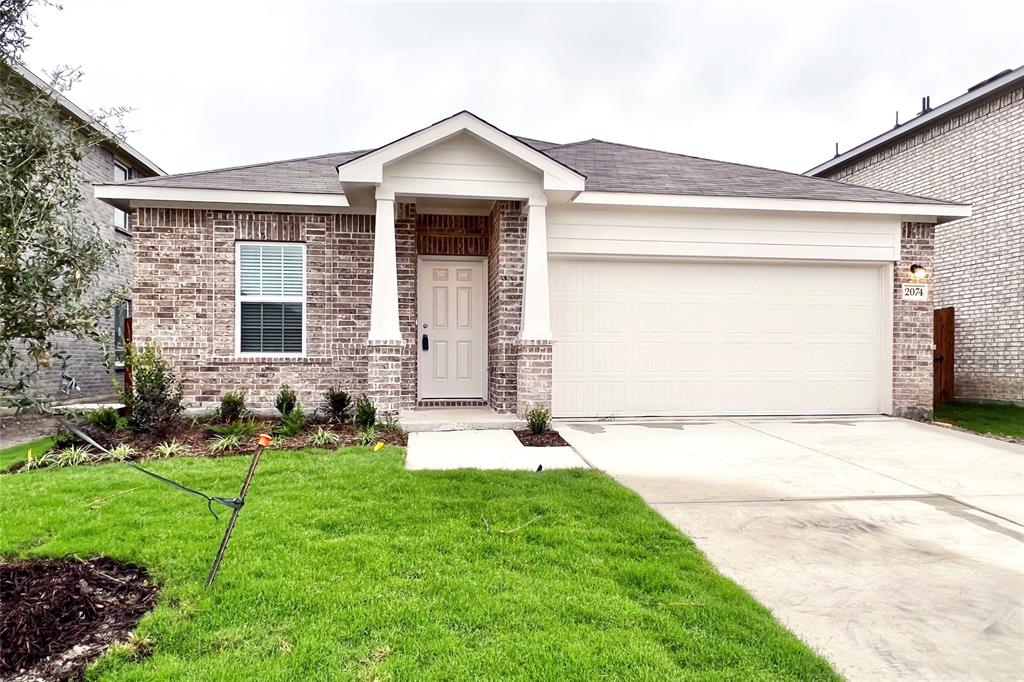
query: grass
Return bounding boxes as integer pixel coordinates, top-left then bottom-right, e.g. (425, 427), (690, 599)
(0, 447), (838, 681)
(0, 435), (56, 470)
(934, 400), (1024, 440)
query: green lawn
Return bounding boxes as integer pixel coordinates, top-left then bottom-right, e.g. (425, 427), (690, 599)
(0, 447), (838, 681)
(934, 400), (1024, 440)
(0, 435), (56, 471)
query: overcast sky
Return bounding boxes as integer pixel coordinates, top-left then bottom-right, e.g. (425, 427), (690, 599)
(21, 1), (1024, 176)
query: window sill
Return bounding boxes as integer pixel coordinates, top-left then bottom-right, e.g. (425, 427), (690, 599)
(114, 227), (133, 238)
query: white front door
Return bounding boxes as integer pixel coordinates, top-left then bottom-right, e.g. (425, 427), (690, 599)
(417, 258), (487, 399)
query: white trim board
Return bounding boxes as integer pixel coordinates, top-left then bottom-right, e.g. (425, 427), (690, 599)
(95, 184), (350, 211)
(571, 191), (971, 222)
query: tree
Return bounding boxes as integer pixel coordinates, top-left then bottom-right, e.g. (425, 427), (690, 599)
(1, 0), (130, 405)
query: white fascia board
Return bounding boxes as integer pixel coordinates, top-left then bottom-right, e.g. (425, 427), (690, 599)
(337, 112), (586, 192)
(571, 191), (972, 221)
(94, 184), (350, 210)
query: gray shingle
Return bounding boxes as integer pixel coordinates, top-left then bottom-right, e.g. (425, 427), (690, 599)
(120, 135), (957, 205)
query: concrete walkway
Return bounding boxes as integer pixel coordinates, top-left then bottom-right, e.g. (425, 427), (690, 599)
(558, 417), (1024, 682)
(405, 429), (587, 470)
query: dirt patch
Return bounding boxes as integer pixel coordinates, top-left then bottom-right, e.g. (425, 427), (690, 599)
(0, 557), (157, 681)
(514, 429), (569, 447)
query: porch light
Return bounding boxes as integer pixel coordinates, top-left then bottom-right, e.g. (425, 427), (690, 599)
(909, 264), (928, 279)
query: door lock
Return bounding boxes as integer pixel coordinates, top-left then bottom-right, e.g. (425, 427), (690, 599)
(422, 334), (429, 351)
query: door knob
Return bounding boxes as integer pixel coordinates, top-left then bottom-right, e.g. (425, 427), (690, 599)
(422, 334), (429, 351)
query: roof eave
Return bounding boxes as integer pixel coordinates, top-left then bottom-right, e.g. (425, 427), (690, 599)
(94, 184), (350, 211)
(806, 65), (1024, 177)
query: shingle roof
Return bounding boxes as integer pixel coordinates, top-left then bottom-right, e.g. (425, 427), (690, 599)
(120, 131), (957, 205)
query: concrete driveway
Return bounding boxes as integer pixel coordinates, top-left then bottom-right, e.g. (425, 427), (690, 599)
(558, 417), (1024, 681)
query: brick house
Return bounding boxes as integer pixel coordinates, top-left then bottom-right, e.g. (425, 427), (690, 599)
(3, 62), (164, 399)
(95, 111), (969, 419)
(808, 66), (1023, 404)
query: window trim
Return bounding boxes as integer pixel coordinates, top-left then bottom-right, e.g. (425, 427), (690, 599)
(113, 161), (131, 234)
(234, 241), (307, 358)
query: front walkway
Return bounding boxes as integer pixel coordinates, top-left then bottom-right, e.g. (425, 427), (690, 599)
(558, 416), (1024, 681)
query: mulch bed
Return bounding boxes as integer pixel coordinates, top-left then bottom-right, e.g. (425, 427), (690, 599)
(514, 429), (570, 447)
(0, 557), (157, 681)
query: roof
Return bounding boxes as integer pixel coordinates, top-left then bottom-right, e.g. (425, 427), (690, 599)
(806, 65), (1024, 177)
(117, 114), (961, 206)
(7, 61), (165, 176)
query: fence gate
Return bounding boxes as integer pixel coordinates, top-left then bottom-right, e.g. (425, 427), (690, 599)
(933, 307), (954, 405)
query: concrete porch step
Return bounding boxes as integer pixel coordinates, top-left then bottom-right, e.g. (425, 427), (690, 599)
(399, 407), (526, 433)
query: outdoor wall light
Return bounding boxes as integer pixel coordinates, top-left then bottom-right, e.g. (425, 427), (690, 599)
(909, 264), (928, 279)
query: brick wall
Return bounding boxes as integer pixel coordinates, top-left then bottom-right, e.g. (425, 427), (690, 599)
(822, 85), (1024, 402)
(488, 201), (527, 413)
(516, 342), (552, 415)
(893, 223), (935, 419)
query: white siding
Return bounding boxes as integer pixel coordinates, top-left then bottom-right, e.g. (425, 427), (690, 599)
(547, 204), (903, 261)
(383, 132), (542, 200)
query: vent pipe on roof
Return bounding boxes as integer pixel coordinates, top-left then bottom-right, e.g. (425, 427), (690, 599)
(834, 142), (839, 158)
(919, 96), (932, 115)
(894, 110), (901, 128)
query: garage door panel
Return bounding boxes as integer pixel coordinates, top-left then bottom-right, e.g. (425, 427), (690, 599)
(551, 259), (885, 417)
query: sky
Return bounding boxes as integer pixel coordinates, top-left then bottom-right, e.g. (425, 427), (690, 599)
(20, 0), (1024, 176)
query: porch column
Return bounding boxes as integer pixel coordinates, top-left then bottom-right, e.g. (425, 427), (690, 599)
(520, 198), (552, 341)
(369, 192), (401, 341)
(517, 197), (554, 416)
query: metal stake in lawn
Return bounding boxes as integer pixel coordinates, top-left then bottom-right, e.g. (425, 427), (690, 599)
(205, 433), (272, 588)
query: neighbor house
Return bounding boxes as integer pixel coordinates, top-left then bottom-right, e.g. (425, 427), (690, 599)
(808, 66), (1023, 404)
(95, 111), (969, 419)
(2, 61), (164, 399)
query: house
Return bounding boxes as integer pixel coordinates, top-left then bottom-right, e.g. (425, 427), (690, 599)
(807, 66), (1023, 404)
(94, 111), (970, 419)
(2, 61), (165, 398)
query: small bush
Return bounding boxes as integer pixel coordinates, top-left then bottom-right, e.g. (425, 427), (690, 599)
(88, 406), (121, 433)
(279, 404), (307, 437)
(53, 445), (94, 468)
(275, 385), (298, 416)
(355, 426), (379, 447)
(152, 440), (190, 459)
(210, 417), (259, 438)
(208, 433), (242, 454)
(526, 406), (551, 435)
(107, 443), (139, 461)
(219, 391), (247, 422)
(324, 387), (353, 423)
(354, 394), (376, 429)
(123, 343), (184, 434)
(377, 412), (405, 436)
(308, 426), (341, 449)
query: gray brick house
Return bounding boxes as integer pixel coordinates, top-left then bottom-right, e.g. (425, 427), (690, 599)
(96, 111), (969, 419)
(808, 66), (1023, 404)
(3, 62), (164, 399)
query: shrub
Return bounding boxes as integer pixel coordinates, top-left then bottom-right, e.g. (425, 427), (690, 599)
(308, 426), (341, 449)
(210, 417), (259, 438)
(526, 406), (551, 435)
(354, 394), (376, 429)
(53, 445), (94, 468)
(152, 440), (190, 459)
(123, 343), (184, 434)
(275, 385), (298, 416)
(377, 412), (404, 436)
(219, 391), (247, 422)
(324, 387), (353, 423)
(355, 425), (379, 447)
(279, 404), (307, 437)
(88, 406), (121, 433)
(208, 433), (242, 454)
(107, 443), (139, 461)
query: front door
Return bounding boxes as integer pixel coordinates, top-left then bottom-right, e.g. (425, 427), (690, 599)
(417, 258), (487, 399)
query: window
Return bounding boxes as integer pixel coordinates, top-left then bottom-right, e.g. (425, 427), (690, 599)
(114, 300), (132, 368)
(236, 242), (305, 355)
(113, 162), (131, 233)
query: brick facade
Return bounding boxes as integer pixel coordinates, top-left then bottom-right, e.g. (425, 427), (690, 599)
(516, 342), (553, 415)
(821, 85), (1024, 403)
(133, 202), (536, 415)
(893, 223), (935, 419)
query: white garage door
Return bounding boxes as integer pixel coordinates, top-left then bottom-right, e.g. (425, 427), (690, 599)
(550, 259), (888, 417)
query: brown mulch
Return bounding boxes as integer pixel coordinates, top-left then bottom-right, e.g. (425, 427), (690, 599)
(0, 557), (157, 681)
(514, 429), (570, 447)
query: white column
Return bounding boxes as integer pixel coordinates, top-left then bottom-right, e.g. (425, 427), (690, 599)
(520, 198), (553, 341)
(368, 192), (401, 341)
